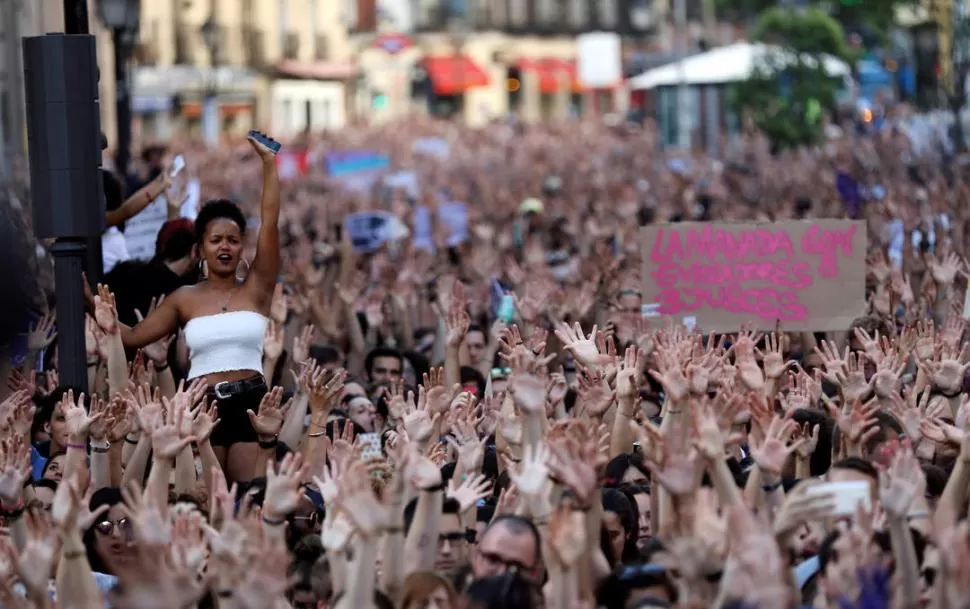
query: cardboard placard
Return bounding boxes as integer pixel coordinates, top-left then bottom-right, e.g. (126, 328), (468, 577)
(640, 220), (866, 332)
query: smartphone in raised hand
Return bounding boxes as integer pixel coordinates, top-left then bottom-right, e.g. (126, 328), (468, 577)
(247, 130), (282, 154)
(170, 154), (185, 178)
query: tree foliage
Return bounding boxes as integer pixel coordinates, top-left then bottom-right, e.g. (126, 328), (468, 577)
(729, 8), (851, 150)
(717, 0), (915, 41)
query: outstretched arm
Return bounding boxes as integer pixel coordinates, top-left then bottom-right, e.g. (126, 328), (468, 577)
(247, 133), (281, 298)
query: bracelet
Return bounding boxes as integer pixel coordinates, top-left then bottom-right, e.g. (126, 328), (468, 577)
(258, 437), (279, 450)
(66, 442), (87, 451)
(63, 549), (87, 560)
(92, 446), (111, 454)
(421, 482), (446, 493)
(262, 514), (285, 526)
(125, 435), (140, 444)
(907, 511), (930, 520)
(761, 480), (783, 493)
(307, 430), (327, 438)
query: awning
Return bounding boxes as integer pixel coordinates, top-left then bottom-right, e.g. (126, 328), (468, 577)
(423, 55), (490, 95)
(277, 59), (358, 80)
(517, 58), (584, 93)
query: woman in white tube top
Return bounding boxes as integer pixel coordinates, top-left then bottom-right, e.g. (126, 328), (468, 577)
(105, 133), (281, 483)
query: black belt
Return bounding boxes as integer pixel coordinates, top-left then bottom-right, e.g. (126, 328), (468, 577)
(207, 375), (266, 400)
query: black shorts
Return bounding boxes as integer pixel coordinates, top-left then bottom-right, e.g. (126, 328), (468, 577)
(206, 375), (267, 448)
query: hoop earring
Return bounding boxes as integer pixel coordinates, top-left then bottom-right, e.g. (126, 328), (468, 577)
(236, 258), (250, 282)
(200, 260), (208, 279)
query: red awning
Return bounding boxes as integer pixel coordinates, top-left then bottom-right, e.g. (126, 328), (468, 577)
(423, 55), (490, 95)
(517, 58), (584, 93)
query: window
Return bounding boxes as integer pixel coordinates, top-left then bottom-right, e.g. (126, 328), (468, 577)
(342, 0), (358, 28)
(282, 99), (292, 133)
(279, 0), (289, 49)
(489, 0), (508, 27)
(567, 0), (588, 29)
(597, 0), (617, 28)
(510, 0), (528, 27)
(536, 0), (558, 24)
(658, 85), (698, 148)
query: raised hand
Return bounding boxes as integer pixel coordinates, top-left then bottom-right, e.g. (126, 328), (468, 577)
(509, 371), (548, 414)
(6, 509), (57, 596)
(247, 386), (291, 441)
(834, 351), (874, 403)
(190, 400), (220, 444)
(291, 323), (315, 366)
(758, 331), (792, 380)
(61, 390), (103, 440)
(772, 480), (836, 538)
(402, 388), (439, 444)
(93, 283), (119, 335)
(879, 445), (924, 518)
(554, 321), (613, 368)
(547, 502), (588, 568)
(751, 415), (804, 476)
(120, 481), (171, 546)
(26, 312), (56, 353)
(616, 345), (643, 402)
(263, 452), (309, 521)
(447, 473), (493, 514)
(643, 423), (696, 497)
(333, 460), (388, 537)
(263, 320), (284, 361)
(0, 437), (29, 506)
(507, 444), (550, 499)
(270, 283), (288, 324)
(153, 396), (197, 459)
(304, 365), (346, 414)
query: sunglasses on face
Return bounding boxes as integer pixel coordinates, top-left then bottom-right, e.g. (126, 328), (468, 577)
(477, 549), (530, 573)
(95, 517), (133, 537)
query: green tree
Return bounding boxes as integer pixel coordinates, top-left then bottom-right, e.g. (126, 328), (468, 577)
(718, 0), (914, 41)
(729, 7), (853, 149)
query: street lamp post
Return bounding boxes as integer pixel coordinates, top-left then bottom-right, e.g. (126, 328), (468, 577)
(200, 16), (221, 146)
(99, 0), (141, 180)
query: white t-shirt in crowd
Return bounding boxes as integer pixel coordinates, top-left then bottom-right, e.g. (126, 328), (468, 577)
(102, 227), (131, 273)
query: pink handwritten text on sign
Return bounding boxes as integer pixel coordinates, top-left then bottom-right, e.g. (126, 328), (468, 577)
(648, 223), (858, 322)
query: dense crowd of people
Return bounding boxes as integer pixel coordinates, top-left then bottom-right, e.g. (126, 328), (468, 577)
(0, 109), (969, 609)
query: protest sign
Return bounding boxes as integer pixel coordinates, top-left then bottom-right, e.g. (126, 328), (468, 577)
(413, 202), (469, 251)
(344, 211), (410, 254)
(326, 150), (390, 191)
(123, 196), (168, 260)
(640, 220), (866, 332)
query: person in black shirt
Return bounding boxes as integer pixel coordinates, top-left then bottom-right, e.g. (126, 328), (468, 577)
(104, 218), (200, 326)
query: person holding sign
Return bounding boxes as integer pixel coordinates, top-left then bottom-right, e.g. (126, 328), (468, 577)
(87, 131), (282, 484)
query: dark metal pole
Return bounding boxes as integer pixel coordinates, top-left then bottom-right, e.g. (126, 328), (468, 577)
(63, 0), (102, 289)
(114, 30), (133, 183)
(50, 240), (89, 392)
(63, 0), (90, 34)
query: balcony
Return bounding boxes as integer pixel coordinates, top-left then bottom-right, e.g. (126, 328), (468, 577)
(282, 31), (300, 60)
(313, 34), (329, 61)
(243, 27), (266, 67)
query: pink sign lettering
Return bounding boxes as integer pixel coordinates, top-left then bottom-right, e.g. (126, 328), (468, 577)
(641, 221), (866, 332)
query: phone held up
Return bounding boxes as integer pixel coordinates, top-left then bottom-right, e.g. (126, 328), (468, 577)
(247, 130), (282, 154)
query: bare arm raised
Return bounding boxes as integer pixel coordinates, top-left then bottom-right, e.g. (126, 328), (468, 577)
(93, 284), (180, 350)
(244, 132), (282, 306)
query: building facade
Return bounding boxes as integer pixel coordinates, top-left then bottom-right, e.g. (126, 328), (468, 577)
(132, 0), (356, 140)
(349, 0), (673, 125)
